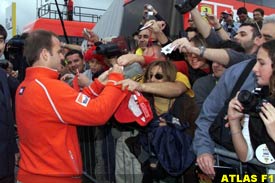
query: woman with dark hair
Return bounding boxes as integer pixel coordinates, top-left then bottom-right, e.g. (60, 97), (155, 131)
(228, 40), (275, 176)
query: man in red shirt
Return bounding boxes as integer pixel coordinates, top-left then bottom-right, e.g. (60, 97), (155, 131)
(16, 30), (127, 183)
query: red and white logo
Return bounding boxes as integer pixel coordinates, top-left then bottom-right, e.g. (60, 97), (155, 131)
(75, 93), (90, 107)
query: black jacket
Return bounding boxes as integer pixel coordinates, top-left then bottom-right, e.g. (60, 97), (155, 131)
(0, 68), (18, 177)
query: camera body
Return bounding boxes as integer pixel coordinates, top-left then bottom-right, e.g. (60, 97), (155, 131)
(95, 43), (122, 58)
(237, 87), (268, 114)
(0, 60), (9, 70)
(222, 13), (229, 20)
(5, 35), (25, 53)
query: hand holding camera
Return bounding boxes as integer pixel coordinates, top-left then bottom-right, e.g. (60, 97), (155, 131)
(228, 94), (245, 123)
(205, 13), (220, 27)
(82, 28), (99, 43)
(143, 4), (155, 20)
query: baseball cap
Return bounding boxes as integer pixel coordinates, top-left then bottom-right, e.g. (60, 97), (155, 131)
(84, 46), (108, 70)
(114, 91), (153, 126)
(222, 8), (233, 15)
(84, 46), (104, 63)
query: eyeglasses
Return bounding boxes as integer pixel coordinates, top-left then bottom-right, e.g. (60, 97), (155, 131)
(149, 73), (164, 80)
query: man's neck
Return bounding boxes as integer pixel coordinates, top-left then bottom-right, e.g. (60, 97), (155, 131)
(246, 46), (259, 55)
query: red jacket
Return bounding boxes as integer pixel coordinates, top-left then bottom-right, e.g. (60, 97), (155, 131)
(16, 67), (127, 182)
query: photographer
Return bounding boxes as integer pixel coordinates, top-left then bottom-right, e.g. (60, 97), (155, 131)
(5, 33), (29, 82)
(228, 40), (275, 175)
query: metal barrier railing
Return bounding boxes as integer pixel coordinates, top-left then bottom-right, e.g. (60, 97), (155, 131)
(215, 147), (275, 169)
(78, 125), (146, 183)
(37, 3), (106, 22)
(73, 6), (105, 22)
(78, 126), (275, 183)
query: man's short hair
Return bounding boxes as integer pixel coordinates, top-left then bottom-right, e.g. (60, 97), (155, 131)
(65, 49), (83, 60)
(237, 7), (248, 15)
(253, 8), (264, 17)
(0, 24), (7, 40)
(240, 23), (261, 38)
(23, 30), (57, 66)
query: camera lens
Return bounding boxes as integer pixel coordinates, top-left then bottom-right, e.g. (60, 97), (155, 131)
(238, 90), (253, 106)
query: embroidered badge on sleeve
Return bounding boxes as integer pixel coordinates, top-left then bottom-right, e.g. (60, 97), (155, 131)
(75, 93), (90, 107)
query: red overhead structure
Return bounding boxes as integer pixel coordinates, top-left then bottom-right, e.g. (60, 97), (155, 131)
(23, 18), (95, 37)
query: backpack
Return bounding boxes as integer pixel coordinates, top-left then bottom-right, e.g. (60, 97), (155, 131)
(126, 93), (198, 176)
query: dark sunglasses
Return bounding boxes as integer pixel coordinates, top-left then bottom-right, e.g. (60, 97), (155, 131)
(149, 73), (164, 80)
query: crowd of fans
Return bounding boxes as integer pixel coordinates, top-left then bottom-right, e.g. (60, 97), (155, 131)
(1, 1), (275, 183)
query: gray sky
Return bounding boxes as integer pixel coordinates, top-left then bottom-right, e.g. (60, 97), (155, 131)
(0, 0), (113, 38)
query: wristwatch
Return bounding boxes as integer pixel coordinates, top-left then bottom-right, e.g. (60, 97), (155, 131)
(199, 46), (206, 57)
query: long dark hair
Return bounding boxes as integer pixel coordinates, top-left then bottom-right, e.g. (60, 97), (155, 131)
(261, 40), (275, 98)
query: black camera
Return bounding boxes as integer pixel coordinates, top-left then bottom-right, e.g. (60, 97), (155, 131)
(237, 87), (268, 114)
(175, 0), (201, 14)
(95, 43), (122, 58)
(222, 13), (229, 20)
(5, 35), (25, 56)
(0, 60), (9, 70)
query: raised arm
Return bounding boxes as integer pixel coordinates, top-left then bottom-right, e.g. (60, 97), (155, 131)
(172, 37), (230, 66)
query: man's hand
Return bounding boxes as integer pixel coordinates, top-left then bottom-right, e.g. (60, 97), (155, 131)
(97, 69), (110, 85)
(145, 20), (166, 34)
(60, 73), (74, 81)
(82, 29), (99, 43)
(117, 54), (140, 66)
(171, 37), (196, 53)
(109, 64), (124, 74)
(77, 73), (90, 87)
(205, 13), (220, 28)
(15, 152), (20, 166)
(196, 153), (216, 179)
(159, 117), (167, 126)
(116, 78), (141, 91)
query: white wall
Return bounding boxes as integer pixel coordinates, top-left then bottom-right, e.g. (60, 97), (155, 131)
(0, 0), (113, 38)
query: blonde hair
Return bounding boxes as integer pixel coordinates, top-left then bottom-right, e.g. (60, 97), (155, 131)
(143, 61), (177, 82)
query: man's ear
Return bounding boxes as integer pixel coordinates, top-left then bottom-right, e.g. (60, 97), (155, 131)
(254, 35), (263, 47)
(40, 48), (49, 62)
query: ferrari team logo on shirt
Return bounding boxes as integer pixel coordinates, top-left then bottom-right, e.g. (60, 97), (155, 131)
(75, 93), (90, 107)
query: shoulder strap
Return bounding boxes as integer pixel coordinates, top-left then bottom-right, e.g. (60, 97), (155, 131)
(228, 59), (256, 101)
